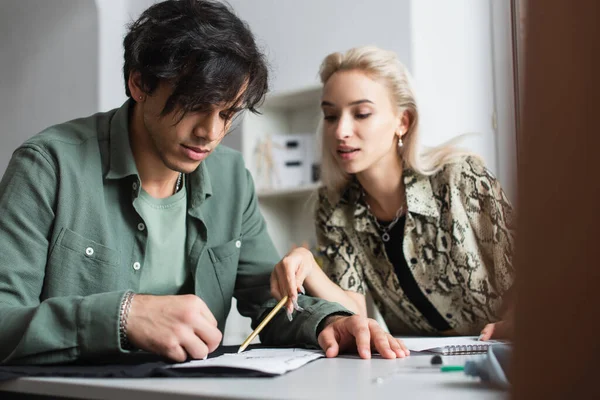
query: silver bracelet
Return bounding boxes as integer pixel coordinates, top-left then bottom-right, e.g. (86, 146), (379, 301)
(119, 290), (136, 350)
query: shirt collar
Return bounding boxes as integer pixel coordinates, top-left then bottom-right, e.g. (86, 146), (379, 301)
(105, 99), (212, 207)
(187, 160), (213, 208)
(403, 168), (440, 219)
(325, 168), (439, 228)
(106, 100), (138, 180)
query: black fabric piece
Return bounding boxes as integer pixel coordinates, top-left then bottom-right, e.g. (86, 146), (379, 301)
(0, 345), (293, 382)
(382, 215), (452, 332)
(2, 392), (77, 400)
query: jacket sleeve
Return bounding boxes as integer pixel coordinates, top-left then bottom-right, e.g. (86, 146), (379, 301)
(0, 145), (126, 365)
(233, 171), (351, 347)
(315, 189), (367, 294)
(452, 156), (516, 297)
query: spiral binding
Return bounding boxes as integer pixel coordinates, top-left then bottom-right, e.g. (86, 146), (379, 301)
(441, 343), (490, 355)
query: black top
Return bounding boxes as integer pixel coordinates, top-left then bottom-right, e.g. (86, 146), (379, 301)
(380, 215), (452, 332)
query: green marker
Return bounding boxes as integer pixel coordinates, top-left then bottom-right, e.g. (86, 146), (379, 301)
(440, 365), (465, 372)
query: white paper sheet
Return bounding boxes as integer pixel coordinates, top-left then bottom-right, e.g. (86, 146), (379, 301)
(169, 348), (324, 375)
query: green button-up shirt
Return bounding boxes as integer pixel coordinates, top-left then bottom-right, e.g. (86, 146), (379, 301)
(0, 101), (348, 365)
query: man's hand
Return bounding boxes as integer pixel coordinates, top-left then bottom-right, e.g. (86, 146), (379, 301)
(317, 315), (409, 359)
(126, 294), (222, 362)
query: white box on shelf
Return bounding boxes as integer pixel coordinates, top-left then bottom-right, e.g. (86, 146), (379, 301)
(270, 133), (316, 189)
(271, 134), (305, 161)
(276, 159), (305, 188)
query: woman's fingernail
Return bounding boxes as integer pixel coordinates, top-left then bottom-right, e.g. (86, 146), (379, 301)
(292, 298), (304, 312)
(286, 310), (294, 322)
(299, 285), (306, 295)
(478, 334), (485, 341)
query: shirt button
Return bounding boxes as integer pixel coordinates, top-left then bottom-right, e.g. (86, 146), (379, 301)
(133, 262), (141, 271)
(410, 258), (418, 264)
(85, 247), (94, 256)
(235, 240), (242, 248)
(132, 182), (138, 191)
(137, 223), (145, 231)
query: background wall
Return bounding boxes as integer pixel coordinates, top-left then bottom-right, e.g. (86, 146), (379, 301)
(96, 0), (128, 111)
(224, 0), (413, 94)
(0, 0), (98, 173)
(410, 0), (497, 172)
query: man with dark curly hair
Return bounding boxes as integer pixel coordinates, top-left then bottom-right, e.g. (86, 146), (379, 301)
(0, 0), (406, 364)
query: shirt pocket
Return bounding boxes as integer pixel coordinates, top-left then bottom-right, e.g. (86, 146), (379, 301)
(207, 237), (242, 298)
(45, 228), (120, 297)
(59, 228), (119, 265)
(196, 237), (242, 320)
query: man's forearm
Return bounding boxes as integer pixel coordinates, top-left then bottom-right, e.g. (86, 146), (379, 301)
(0, 291), (126, 365)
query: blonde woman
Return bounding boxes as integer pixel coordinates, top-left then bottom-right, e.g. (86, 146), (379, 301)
(271, 46), (515, 339)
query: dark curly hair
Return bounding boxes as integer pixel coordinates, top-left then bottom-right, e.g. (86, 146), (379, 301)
(123, 0), (269, 118)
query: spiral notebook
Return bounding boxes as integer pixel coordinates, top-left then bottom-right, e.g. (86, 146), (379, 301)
(400, 336), (504, 355)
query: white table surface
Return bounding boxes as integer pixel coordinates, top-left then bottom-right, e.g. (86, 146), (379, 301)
(0, 352), (506, 400)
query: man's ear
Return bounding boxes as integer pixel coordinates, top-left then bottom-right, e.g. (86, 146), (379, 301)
(128, 71), (146, 102)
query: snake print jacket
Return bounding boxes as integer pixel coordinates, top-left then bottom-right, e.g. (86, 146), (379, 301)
(316, 156), (515, 335)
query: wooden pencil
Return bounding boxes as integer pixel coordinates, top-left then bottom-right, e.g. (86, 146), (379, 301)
(237, 295), (289, 353)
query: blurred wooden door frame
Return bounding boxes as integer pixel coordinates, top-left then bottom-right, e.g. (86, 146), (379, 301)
(512, 0), (600, 398)
(510, 0), (526, 154)
(490, 0), (519, 202)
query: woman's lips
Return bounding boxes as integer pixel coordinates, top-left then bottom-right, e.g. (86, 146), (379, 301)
(337, 146), (360, 160)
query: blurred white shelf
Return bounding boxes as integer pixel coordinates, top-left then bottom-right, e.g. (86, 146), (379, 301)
(236, 85), (322, 257)
(257, 182), (321, 199)
(262, 85), (321, 109)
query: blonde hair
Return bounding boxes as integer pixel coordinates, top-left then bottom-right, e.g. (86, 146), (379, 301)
(318, 46), (473, 203)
